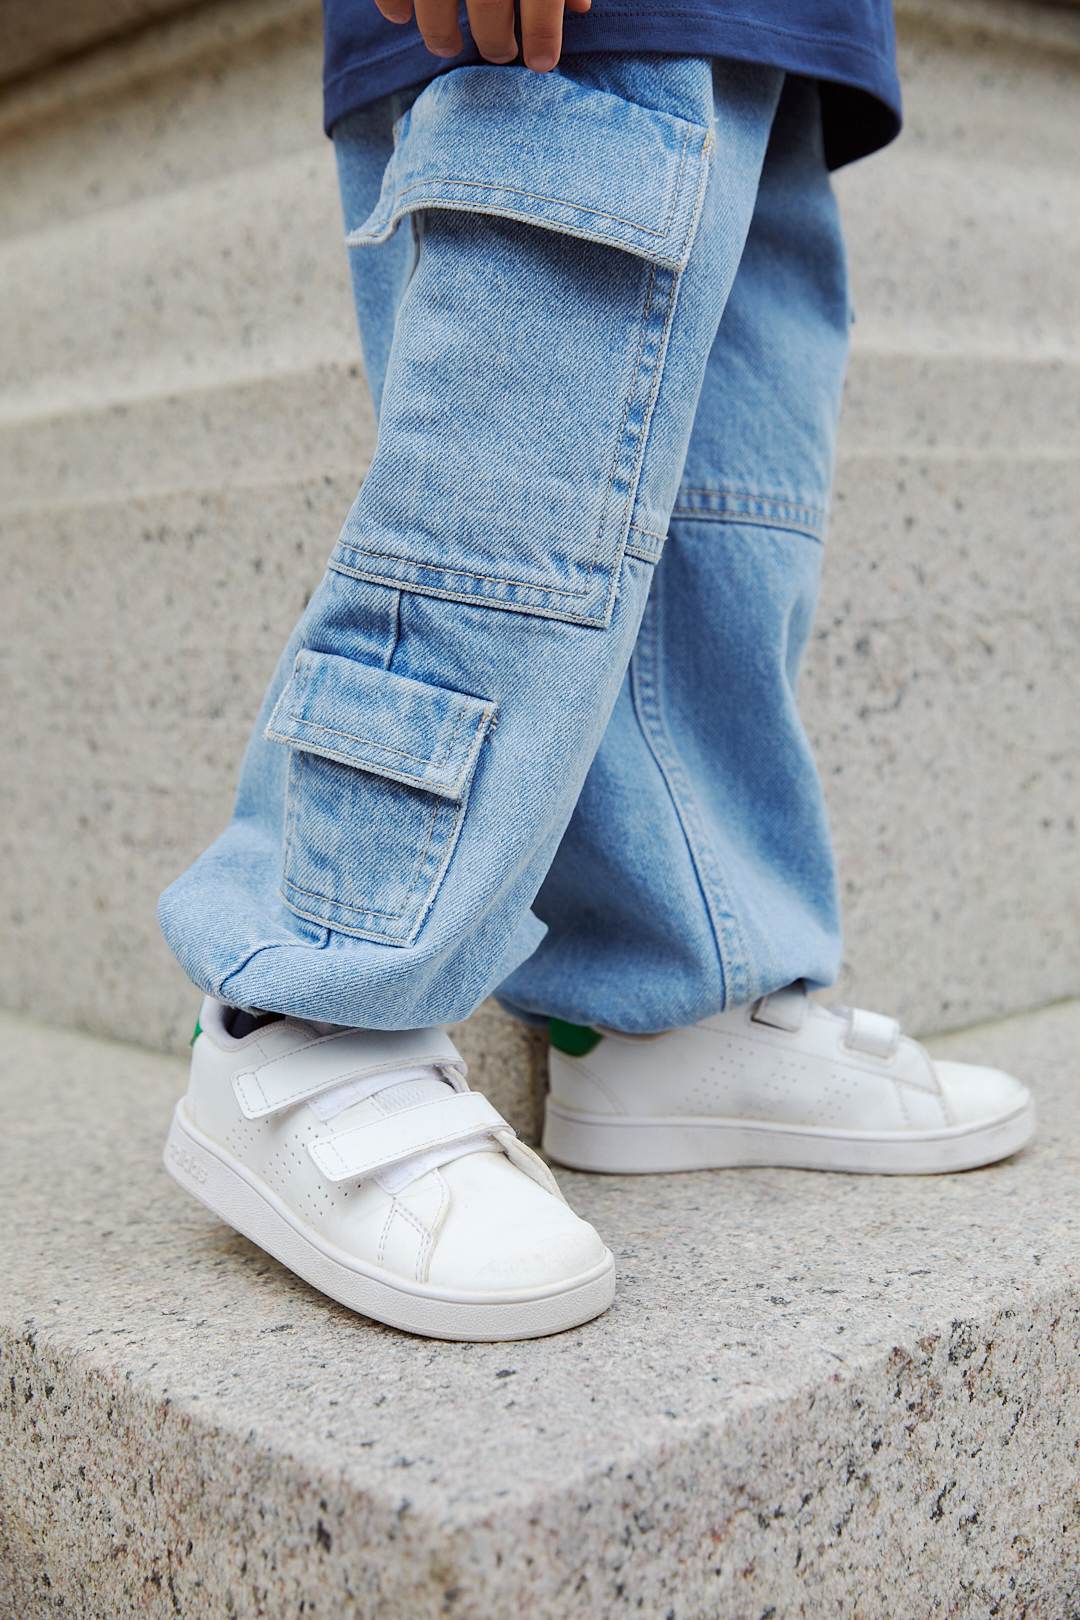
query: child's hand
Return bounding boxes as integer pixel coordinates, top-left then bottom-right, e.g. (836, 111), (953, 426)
(373, 0), (591, 75)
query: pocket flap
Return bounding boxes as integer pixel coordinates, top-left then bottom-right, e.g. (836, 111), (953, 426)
(346, 67), (711, 272)
(265, 649), (496, 801)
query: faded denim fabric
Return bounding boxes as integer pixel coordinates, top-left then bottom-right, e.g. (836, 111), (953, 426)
(158, 55), (850, 1034)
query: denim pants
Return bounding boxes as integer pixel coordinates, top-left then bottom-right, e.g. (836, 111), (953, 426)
(159, 54), (850, 1034)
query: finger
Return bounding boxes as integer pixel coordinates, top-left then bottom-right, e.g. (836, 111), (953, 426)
(372, 0), (415, 22)
(564, 0), (590, 11)
(413, 0), (463, 57)
(519, 0), (563, 71)
(464, 0), (518, 63)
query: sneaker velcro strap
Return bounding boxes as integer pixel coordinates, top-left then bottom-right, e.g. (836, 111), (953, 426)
(844, 1008), (901, 1060)
(308, 1092), (509, 1183)
(233, 1027), (466, 1120)
(750, 983), (807, 1034)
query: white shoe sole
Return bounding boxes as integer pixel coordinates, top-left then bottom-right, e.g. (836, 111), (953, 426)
(165, 1103), (615, 1342)
(543, 1096), (1036, 1176)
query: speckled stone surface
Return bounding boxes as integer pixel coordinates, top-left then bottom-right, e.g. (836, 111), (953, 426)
(0, 0), (204, 88)
(3, 0), (1079, 1064)
(1, 1001), (1078, 1617)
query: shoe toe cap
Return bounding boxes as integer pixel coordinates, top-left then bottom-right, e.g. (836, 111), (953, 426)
(427, 1152), (609, 1293)
(935, 1060), (1032, 1127)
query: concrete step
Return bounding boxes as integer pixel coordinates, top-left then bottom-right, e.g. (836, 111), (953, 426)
(2, 999), (1078, 1617)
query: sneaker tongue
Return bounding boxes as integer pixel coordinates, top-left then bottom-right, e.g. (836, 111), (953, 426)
(372, 1070), (454, 1112)
(307, 1065), (451, 1122)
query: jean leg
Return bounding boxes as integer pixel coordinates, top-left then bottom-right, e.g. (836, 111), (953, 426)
(499, 76), (850, 1030)
(158, 57), (784, 1028)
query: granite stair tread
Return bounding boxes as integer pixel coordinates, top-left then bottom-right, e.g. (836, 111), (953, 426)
(2, 1000), (1077, 1617)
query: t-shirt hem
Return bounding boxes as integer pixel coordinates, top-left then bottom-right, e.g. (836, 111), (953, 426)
(322, 20), (901, 167)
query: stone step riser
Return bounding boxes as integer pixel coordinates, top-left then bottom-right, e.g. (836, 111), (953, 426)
(2, 1001), (1077, 1617)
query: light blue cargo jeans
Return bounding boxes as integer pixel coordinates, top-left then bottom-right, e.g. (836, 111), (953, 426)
(159, 54), (851, 1034)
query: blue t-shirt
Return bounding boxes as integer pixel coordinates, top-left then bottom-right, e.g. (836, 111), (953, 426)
(323, 1), (900, 168)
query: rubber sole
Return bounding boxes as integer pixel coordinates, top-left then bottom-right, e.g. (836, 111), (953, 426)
(164, 1103), (615, 1341)
(543, 1096), (1037, 1176)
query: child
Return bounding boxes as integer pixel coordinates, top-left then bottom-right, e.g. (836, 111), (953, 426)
(158, 2), (1033, 1341)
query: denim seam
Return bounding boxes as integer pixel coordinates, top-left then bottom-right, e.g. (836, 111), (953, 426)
(332, 244), (674, 627)
(673, 485), (827, 541)
(281, 788), (445, 923)
(593, 259), (660, 617)
(364, 117), (693, 244)
(597, 247), (688, 622)
(596, 134), (710, 615)
(328, 559), (616, 627)
(630, 579), (751, 1009)
(624, 540), (660, 564)
(681, 483), (826, 510)
(279, 779), (470, 944)
(280, 707), (471, 922)
(216, 924), (330, 1002)
(337, 129), (709, 628)
(621, 271), (677, 537)
(671, 509), (825, 545)
(332, 537), (592, 598)
(270, 696), (477, 786)
(278, 705), (493, 941)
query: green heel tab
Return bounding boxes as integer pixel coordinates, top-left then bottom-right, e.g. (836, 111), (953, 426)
(548, 1018), (603, 1058)
(190, 1016), (203, 1047)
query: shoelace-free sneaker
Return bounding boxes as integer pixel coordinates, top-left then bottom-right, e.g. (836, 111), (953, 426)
(543, 982), (1034, 1175)
(165, 996), (614, 1341)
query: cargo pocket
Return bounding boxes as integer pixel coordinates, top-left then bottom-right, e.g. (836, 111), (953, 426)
(265, 648), (496, 944)
(331, 67), (713, 629)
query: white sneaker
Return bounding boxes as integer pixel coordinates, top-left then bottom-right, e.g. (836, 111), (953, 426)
(543, 984), (1035, 1176)
(165, 997), (614, 1341)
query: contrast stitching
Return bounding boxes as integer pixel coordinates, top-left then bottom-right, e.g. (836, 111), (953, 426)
(332, 537), (591, 598)
(271, 706), (471, 776)
(329, 558), (607, 626)
(281, 698), (485, 924)
(630, 573), (751, 1006)
(282, 788), (445, 921)
(681, 483), (827, 510)
(672, 510), (825, 545)
(616, 263), (680, 551)
(673, 485), (827, 538)
(594, 259), (658, 593)
(360, 119), (694, 243)
(270, 725), (456, 795)
(343, 135), (703, 627)
(333, 246), (666, 623)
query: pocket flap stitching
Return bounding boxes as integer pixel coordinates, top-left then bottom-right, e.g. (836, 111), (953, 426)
(346, 67), (712, 272)
(266, 648), (495, 802)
